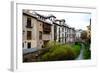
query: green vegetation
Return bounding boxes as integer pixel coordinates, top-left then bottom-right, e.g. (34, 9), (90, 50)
(23, 41), (92, 62)
(40, 41), (81, 61)
(83, 48), (91, 59)
(83, 42), (91, 59)
(81, 30), (91, 59)
(71, 43), (81, 58)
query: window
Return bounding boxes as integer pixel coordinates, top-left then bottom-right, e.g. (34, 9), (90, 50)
(54, 25), (57, 41)
(23, 30), (25, 35)
(62, 27), (64, 32)
(58, 28), (60, 42)
(65, 32), (66, 43)
(27, 42), (31, 48)
(27, 31), (32, 40)
(22, 43), (24, 48)
(40, 24), (42, 26)
(39, 31), (42, 40)
(62, 34), (64, 42)
(26, 17), (32, 28)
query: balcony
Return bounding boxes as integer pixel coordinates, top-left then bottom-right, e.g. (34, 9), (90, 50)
(43, 23), (51, 33)
(26, 25), (33, 28)
(26, 22), (33, 28)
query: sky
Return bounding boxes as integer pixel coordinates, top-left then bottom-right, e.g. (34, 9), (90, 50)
(34, 11), (91, 30)
(28, 9), (91, 30)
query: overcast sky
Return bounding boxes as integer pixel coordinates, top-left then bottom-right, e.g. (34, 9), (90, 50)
(34, 11), (91, 30)
(29, 10), (91, 30)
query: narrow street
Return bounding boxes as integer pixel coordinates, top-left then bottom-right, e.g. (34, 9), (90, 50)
(76, 43), (84, 60)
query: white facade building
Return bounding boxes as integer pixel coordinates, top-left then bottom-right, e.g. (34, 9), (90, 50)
(75, 29), (83, 42)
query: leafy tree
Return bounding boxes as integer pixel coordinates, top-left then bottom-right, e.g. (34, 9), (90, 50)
(81, 31), (87, 40)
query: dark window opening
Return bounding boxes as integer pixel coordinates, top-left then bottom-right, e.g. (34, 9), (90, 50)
(27, 42), (31, 48)
(62, 28), (64, 32)
(54, 25), (57, 41)
(27, 31), (32, 40)
(40, 24), (42, 26)
(65, 33), (66, 43)
(23, 43), (24, 48)
(43, 31), (50, 34)
(39, 31), (42, 40)
(58, 28), (60, 42)
(26, 17), (32, 28)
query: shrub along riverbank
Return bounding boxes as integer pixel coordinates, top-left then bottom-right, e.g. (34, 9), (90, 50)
(83, 42), (91, 59)
(40, 41), (81, 61)
(23, 41), (91, 62)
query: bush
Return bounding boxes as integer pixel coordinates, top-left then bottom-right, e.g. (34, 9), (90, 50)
(75, 42), (81, 46)
(83, 42), (91, 59)
(83, 48), (91, 59)
(41, 41), (78, 61)
(71, 44), (81, 58)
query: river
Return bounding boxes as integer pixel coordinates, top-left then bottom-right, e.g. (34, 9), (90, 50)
(76, 43), (84, 60)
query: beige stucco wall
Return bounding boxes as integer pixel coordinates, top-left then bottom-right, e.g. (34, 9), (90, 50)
(87, 30), (91, 38)
(36, 21), (43, 49)
(23, 15), (38, 49)
(42, 34), (52, 40)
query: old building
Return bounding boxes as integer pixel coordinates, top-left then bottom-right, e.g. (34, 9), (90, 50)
(23, 10), (53, 50)
(54, 19), (66, 44)
(86, 19), (91, 39)
(75, 29), (83, 42)
(22, 10), (77, 53)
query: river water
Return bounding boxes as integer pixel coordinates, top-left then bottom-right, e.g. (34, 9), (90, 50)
(76, 43), (84, 60)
